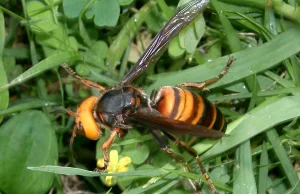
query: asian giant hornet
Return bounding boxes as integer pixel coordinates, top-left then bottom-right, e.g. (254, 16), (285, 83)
(62, 0), (233, 193)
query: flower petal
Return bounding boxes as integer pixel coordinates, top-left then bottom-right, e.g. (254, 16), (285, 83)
(118, 156), (132, 172)
(96, 158), (105, 168)
(109, 150), (119, 165)
(119, 156), (132, 166)
(105, 176), (112, 186)
(118, 166), (128, 172)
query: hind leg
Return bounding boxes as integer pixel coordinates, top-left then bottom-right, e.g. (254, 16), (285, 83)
(179, 57), (234, 91)
(163, 132), (218, 194)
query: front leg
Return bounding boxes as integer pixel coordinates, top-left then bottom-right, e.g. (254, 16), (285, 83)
(61, 63), (106, 92)
(95, 128), (127, 171)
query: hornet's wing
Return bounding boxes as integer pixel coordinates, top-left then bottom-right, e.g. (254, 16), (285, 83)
(127, 108), (224, 138)
(120, 0), (209, 86)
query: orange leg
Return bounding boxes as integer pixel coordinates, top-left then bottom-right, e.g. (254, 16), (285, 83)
(179, 57), (234, 91)
(95, 128), (127, 171)
(61, 63), (106, 92)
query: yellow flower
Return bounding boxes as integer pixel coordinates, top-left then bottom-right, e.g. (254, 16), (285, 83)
(97, 150), (132, 186)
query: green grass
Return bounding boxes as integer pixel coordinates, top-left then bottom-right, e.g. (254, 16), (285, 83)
(1, 0), (300, 193)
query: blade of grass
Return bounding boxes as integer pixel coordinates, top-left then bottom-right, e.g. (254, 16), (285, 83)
(258, 141), (269, 194)
(199, 96), (300, 159)
(21, 0), (39, 65)
(28, 166), (167, 177)
(151, 180), (179, 194)
(122, 177), (173, 194)
(219, 0), (300, 23)
(264, 71), (295, 88)
(266, 129), (300, 193)
(147, 28), (300, 92)
(247, 74), (263, 110)
(209, 86), (300, 102)
(211, 0), (242, 52)
(166, 169), (232, 192)
(0, 9), (9, 123)
(156, 0), (173, 18)
(0, 99), (57, 116)
(233, 140), (257, 193)
(106, 1), (157, 74)
(0, 51), (81, 92)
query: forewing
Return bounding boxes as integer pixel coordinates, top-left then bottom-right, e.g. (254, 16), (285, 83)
(127, 108), (224, 138)
(120, 0), (210, 85)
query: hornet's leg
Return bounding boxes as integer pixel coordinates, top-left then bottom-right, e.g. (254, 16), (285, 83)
(179, 57), (234, 91)
(95, 128), (127, 171)
(61, 63), (106, 92)
(66, 110), (79, 160)
(151, 130), (192, 172)
(163, 132), (218, 194)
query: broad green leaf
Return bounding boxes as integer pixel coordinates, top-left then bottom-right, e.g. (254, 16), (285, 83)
(122, 142), (149, 165)
(0, 10), (9, 123)
(169, 0), (206, 57)
(35, 23), (78, 52)
(182, 14), (205, 53)
(90, 41), (108, 59)
(63, 0), (86, 18)
(168, 36), (185, 58)
(85, 0), (120, 27)
(145, 6), (168, 33)
(0, 111), (58, 194)
(81, 41), (108, 71)
(75, 63), (91, 76)
(210, 167), (230, 184)
(27, 1), (57, 33)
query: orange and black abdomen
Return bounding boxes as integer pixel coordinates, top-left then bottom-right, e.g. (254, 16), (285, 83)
(152, 86), (226, 131)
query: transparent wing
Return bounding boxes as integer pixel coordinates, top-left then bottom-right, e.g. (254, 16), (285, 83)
(120, 0), (210, 86)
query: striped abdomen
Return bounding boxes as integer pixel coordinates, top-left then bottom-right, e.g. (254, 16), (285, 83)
(152, 86), (226, 131)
